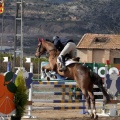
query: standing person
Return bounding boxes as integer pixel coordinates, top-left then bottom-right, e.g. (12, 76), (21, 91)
(52, 36), (76, 71)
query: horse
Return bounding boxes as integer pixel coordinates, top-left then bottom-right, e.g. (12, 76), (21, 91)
(35, 38), (111, 119)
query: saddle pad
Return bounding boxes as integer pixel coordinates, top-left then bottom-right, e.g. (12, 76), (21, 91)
(65, 59), (79, 66)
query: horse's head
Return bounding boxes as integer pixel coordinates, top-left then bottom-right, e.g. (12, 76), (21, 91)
(35, 38), (46, 58)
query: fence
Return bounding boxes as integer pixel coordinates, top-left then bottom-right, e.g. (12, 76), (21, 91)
(1, 59), (120, 118)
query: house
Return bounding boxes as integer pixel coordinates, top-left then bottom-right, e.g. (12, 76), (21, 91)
(76, 33), (120, 64)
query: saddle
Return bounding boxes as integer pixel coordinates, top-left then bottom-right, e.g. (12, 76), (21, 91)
(64, 54), (80, 66)
(57, 54), (80, 72)
(64, 54), (80, 62)
(72, 57), (80, 62)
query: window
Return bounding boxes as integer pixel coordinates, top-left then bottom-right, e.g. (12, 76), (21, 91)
(93, 37), (110, 43)
(114, 58), (120, 64)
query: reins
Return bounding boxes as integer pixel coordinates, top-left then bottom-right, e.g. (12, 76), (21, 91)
(48, 48), (57, 54)
(36, 39), (59, 59)
(47, 48), (58, 58)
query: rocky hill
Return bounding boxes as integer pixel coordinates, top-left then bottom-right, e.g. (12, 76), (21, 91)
(0, 0), (120, 55)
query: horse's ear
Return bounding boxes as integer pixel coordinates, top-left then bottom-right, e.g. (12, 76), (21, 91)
(41, 38), (45, 42)
(38, 38), (41, 42)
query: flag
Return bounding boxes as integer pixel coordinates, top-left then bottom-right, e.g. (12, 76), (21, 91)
(26, 57), (31, 63)
(0, 1), (4, 14)
(3, 57), (8, 62)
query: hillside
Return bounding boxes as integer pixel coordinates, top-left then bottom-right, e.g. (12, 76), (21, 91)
(0, 0), (120, 55)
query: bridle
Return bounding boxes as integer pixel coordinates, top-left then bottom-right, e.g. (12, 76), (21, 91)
(36, 42), (44, 57)
(35, 38), (58, 58)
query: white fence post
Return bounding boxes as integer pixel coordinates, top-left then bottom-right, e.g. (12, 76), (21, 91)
(28, 62), (33, 117)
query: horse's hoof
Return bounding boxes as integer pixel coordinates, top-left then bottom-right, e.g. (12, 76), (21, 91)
(94, 115), (98, 120)
(53, 75), (57, 79)
(46, 77), (50, 81)
(90, 113), (94, 119)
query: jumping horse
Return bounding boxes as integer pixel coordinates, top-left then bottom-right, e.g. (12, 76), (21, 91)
(35, 38), (111, 119)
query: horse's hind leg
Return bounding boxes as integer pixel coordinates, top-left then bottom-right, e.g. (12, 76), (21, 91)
(88, 90), (98, 119)
(81, 89), (92, 116)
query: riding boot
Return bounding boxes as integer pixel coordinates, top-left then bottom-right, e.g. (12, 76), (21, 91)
(59, 55), (66, 71)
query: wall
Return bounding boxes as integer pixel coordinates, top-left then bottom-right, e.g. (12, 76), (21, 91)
(93, 50), (105, 63)
(76, 49), (87, 62)
(77, 49), (112, 63)
(110, 50), (120, 63)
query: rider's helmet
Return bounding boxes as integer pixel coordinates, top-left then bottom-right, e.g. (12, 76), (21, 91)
(52, 36), (59, 42)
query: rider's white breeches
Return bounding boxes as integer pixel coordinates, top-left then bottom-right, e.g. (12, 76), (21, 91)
(58, 42), (76, 58)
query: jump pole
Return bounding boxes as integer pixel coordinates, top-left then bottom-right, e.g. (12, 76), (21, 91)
(28, 62), (33, 117)
(25, 57), (35, 118)
(7, 62), (11, 72)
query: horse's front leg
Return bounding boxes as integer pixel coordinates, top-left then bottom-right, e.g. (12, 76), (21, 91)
(41, 65), (52, 81)
(41, 66), (47, 78)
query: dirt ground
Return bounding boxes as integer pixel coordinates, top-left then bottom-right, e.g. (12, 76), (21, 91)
(23, 104), (120, 120)
(22, 85), (120, 120)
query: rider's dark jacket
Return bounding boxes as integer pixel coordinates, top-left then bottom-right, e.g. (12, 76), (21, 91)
(53, 38), (74, 51)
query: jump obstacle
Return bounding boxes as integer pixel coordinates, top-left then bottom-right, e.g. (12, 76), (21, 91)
(26, 61), (120, 118)
(29, 81), (103, 113)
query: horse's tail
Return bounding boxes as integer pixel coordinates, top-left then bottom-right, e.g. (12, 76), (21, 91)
(90, 71), (110, 103)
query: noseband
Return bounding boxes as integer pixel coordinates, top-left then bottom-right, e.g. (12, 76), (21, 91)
(36, 42), (44, 57)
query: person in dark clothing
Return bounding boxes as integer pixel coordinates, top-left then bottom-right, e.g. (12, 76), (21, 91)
(52, 36), (76, 71)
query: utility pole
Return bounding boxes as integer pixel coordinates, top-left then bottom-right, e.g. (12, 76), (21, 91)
(0, 14), (3, 53)
(0, 0), (4, 72)
(0, 0), (4, 52)
(13, 0), (24, 71)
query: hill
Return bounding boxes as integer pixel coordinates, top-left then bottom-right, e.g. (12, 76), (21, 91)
(0, 0), (120, 55)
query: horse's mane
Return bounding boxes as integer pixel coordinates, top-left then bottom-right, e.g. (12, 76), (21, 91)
(45, 39), (56, 48)
(44, 39), (61, 56)
(45, 39), (53, 43)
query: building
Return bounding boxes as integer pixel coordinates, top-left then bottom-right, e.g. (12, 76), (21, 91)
(0, 46), (14, 53)
(76, 33), (120, 64)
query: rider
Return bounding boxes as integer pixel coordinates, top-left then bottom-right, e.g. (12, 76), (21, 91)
(52, 36), (76, 71)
